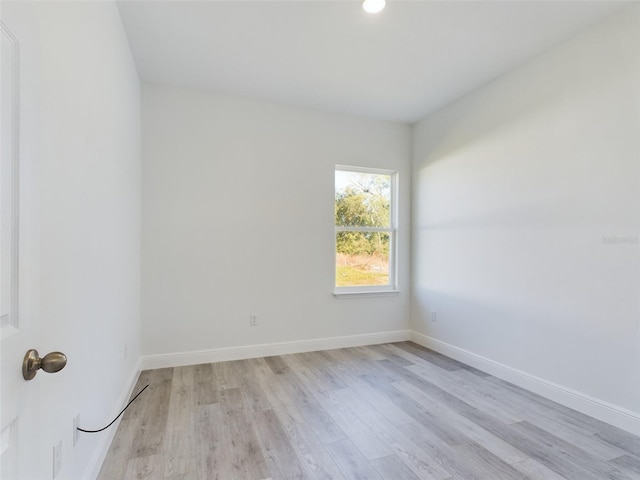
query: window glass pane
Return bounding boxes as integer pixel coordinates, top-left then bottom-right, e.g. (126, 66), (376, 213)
(335, 171), (390, 228)
(336, 232), (389, 286)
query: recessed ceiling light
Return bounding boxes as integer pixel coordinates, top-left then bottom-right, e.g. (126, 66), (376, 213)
(363, 0), (386, 14)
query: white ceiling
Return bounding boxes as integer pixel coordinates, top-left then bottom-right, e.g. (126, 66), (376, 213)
(117, 0), (626, 123)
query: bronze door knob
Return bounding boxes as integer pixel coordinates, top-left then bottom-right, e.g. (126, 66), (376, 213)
(22, 349), (67, 380)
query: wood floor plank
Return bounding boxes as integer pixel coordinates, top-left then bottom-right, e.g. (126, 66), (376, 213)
(397, 421), (476, 479)
(265, 355), (291, 375)
(218, 386), (271, 480)
(163, 366), (197, 477)
(298, 351), (348, 391)
(270, 402), (346, 480)
(384, 342), (492, 379)
(360, 373), (470, 448)
(456, 369), (598, 438)
(452, 442), (529, 480)
(195, 403), (235, 480)
(595, 428), (640, 459)
(511, 457), (570, 480)
(609, 454), (640, 477)
(215, 360), (243, 390)
(394, 342), (467, 372)
(511, 421), (633, 480)
(121, 370), (153, 421)
(372, 344), (415, 367)
(525, 415), (627, 461)
(253, 409), (308, 480)
(255, 358), (349, 479)
(391, 380), (528, 464)
(99, 343), (640, 480)
(312, 388), (394, 460)
(484, 374), (605, 436)
(331, 348), (379, 378)
(354, 345), (387, 361)
(401, 362), (523, 424)
(325, 438), (383, 480)
(327, 369), (415, 426)
(400, 420), (529, 480)
(283, 353), (342, 393)
(458, 408), (606, 480)
(164, 472), (200, 480)
(217, 386), (244, 412)
(278, 371), (347, 444)
(374, 359), (486, 418)
(193, 363), (218, 406)
(96, 418), (141, 479)
(370, 455), (420, 480)
(130, 367), (173, 458)
(123, 454), (165, 479)
(329, 387), (452, 480)
(254, 363), (309, 426)
(235, 359), (273, 413)
(380, 343), (445, 370)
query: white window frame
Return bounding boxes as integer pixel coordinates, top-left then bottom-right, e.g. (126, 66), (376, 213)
(334, 165), (399, 297)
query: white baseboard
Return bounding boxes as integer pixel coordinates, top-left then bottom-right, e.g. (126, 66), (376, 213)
(83, 357), (142, 480)
(141, 330), (410, 370)
(409, 331), (640, 436)
(107, 330), (638, 443)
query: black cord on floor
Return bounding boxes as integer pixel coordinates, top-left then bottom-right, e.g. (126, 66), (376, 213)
(77, 384), (150, 434)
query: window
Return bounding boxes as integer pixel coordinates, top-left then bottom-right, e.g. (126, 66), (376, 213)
(335, 166), (397, 294)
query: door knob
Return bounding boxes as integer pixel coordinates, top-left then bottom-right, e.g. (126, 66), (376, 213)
(22, 349), (67, 380)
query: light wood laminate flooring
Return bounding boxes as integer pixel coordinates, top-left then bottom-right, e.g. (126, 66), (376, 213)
(97, 342), (640, 480)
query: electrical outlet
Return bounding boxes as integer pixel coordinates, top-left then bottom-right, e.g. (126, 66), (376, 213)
(430, 310), (438, 322)
(249, 314), (258, 326)
(53, 440), (62, 478)
(73, 415), (79, 446)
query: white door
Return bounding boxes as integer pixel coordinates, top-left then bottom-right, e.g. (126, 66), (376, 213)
(1, 19), (42, 480)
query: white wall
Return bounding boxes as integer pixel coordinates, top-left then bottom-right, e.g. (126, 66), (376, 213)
(412, 5), (639, 429)
(1, 2), (141, 478)
(142, 85), (410, 358)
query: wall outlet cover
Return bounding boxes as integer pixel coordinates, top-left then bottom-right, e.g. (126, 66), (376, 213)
(73, 415), (79, 446)
(53, 440), (62, 478)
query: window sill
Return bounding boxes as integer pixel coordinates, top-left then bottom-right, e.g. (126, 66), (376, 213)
(333, 290), (400, 299)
